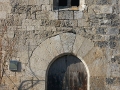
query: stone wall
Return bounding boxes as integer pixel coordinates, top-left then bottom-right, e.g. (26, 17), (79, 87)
(0, 0), (120, 90)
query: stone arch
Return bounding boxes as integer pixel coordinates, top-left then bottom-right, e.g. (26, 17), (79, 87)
(30, 33), (104, 90)
(46, 53), (89, 90)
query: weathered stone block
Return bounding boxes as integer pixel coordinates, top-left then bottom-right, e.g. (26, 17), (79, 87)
(39, 0), (49, 4)
(99, 19), (111, 26)
(78, 19), (89, 26)
(111, 19), (120, 26)
(106, 78), (115, 84)
(101, 5), (113, 13)
(68, 20), (78, 27)
(107, 27), (119, 35)
(0, 0), (9, 2)
(90, 76), (106, 90)
(16, 0), (28, 5)
(60, 33), (76, 53)
(46, 26), (56, 31)
(35, 26), (45, 31)
(30, 45), (51, 69)
(0, 11), (6, 19)
(106, 14), (117, 19)
(86, 0), (95, 6)
(31, 19), (41, 26)
(114, 56), (120, 64)
(96, 27), (106, 34)
(56, 27), (73, 32)
(109, 41), (117, 49)
(106, 77), (120, 86)
(89, 58), (106, 76)
(95, 14), (105, 19)
(109, 36), (118, 41)
(28, 0), (37, 5)
(74, 11), (83, 19)
(40, 20), (52, 26)
(0, 2), (12, 13)
(36, 11), (49, 19)
(95, 0), (111, 5)
(59, 20), (69, 27)
(110, 86), (120, 90)
(90, 5), (112, 14)
(27, 26), (35, 31)
(90, 76), (105, 87)
(83, 27), (96, 34)
(93, 35), (106, 41)
(111, 0), (117, 5)
(73, 35), (85, 55)
(58, 11), (74, 19)
(42, 5), (52, 11)
(83, 47), (103, 65)
(77, 38), (94, 57)
(48, 35), (64, 57)
(22, 19), (32, 26)
(7, 30), (14, 38)
(107, 62), (120, 77)
(95, 41), (108, 48)
(0, 85), (8, 90)
(11, 5), (27, 14)
(49, 11), (58, 20)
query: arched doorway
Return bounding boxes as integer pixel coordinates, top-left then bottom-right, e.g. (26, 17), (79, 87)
(47, 55), (87, 90)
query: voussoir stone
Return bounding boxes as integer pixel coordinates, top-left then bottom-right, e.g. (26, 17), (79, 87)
(60, 33), (76, 53)
(49, 35), (64, 57)
(73, 34), (85, 55)
(77, 38), (94, 58)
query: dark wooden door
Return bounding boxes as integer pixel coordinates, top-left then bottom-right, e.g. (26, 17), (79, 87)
(47, 55), (87, 90)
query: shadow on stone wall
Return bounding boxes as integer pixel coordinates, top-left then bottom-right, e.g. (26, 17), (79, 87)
(18, 80), (44, 90)
(18, 43), (44, 90)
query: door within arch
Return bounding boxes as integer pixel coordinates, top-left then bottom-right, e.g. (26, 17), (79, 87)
(47, 55), (87, 90)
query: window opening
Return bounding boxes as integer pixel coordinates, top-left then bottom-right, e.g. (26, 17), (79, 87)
(59, 0), (67, 6)
(53, 0), (83, 10)
(71, 0), (79, 6)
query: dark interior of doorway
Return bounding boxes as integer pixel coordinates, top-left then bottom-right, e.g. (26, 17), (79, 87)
(47, 55), (87, 90)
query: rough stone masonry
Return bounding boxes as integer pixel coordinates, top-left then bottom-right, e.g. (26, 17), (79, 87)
(0, 0), (120, 90)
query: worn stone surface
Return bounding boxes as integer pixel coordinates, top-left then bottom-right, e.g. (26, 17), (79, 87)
(73, 34), (85, 55)
(77, 38), (94, 57)
(49, 35), (64, 56)
(74, 11), (83, 19)
(60, 33), (76, 53)
(89, 5), (112, 14)
(0, 0), (120, 90)
(83, 47), (104, 76)
(58, 11), (74, 19)
(90, 76), (105, 89)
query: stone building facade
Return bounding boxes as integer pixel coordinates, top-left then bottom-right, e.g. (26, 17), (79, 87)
(0, 0), (120, 90)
